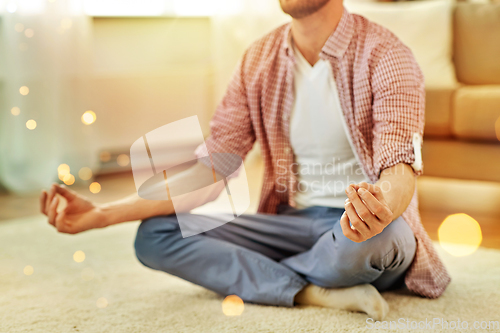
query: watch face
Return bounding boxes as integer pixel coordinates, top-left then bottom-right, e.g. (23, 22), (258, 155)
(411, 132), (422, 172)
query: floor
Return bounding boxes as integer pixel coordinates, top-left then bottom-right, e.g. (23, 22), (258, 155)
(1, 214), (499, 332)
(1, 152), (499, 249)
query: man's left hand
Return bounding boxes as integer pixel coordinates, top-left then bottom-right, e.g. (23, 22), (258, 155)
(340, 182), (394, 242)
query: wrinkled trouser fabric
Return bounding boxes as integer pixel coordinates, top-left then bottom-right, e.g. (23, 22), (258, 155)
(134, 205), (416, 307)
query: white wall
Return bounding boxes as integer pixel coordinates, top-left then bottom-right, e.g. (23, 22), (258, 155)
(88, 17), (216, 153)
(0, 6), (289, 191)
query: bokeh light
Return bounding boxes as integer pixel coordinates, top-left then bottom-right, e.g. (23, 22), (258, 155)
(79, 167), (93, 181)
(89, 182), (101, 194)
(81, 110), (96, 125)
(495, 116), (500, 141)
(58, 164), (70, 180)
(23, 265), (34, 276)
(24, 28), (34, 38)
(14, 23), (24, 32)
(100, 151), (111, 162)
(117, 154), (130, 167)
(63, 174), (75, 186)
(19, 86), (29, 95)
(438, 213), (482, 257)
(26, 119), (37, 130)
(96, 297), (108, 308)
(81, 268), (95, 281)
(221, 295), (244, 316)
(11, 107), (20, 116)
(6, 3), (17, 13)
(73, 250), (85, 263)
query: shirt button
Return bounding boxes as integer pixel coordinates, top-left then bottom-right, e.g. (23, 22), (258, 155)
(282, 113), (289, 121)
(284, 147), (291, 154)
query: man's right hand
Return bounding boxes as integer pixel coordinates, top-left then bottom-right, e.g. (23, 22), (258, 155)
(39, 162), (225, 234)
(40, 184), (107, 234)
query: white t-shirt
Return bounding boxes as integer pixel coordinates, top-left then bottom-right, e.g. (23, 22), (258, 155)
(290, 43), (367, 209)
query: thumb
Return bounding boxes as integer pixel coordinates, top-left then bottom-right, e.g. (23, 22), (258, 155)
(54, 184), (77, 201)
(55, 210), (70, 233)
(55, 210), (66, 225)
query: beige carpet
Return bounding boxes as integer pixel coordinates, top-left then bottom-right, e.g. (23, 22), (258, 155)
(1, 215), (499, 333)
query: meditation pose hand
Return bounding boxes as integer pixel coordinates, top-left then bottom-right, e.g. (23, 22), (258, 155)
(342, 182), (394, 243)
(40, 184), (106, 234)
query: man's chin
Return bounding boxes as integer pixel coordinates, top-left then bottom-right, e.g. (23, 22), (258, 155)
(280, 0), (331, 19)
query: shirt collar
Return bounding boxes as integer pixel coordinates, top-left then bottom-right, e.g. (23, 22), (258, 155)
(283, 7), (353, 60)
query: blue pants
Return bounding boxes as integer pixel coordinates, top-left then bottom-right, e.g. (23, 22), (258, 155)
(134, 205), (416, 307)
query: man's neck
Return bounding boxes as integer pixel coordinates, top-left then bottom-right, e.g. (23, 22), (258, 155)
(291, 1), (343, 66)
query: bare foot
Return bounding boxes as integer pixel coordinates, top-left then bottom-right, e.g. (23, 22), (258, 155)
(295, 284), (389, 321)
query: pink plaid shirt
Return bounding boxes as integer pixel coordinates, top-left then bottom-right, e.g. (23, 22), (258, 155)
(201, 9), (450, 298)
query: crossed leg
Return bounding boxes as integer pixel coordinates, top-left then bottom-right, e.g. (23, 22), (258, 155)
(134, 206), (416, 320)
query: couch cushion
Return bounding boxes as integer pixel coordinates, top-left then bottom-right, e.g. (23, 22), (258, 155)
(453, 86), (500, 141)
(454, 3), (500, 84)
(424, 88), (454, 138)
(345, 0), (457, 89)
(423, 139), (500, 182)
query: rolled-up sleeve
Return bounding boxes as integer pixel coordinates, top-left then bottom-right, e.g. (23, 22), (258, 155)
(371, 42), (425, 178)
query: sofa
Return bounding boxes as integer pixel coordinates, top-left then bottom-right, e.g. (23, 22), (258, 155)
(423, 3), (500, 183)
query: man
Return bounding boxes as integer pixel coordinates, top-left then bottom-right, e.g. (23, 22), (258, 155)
(40, 0), (450, 320)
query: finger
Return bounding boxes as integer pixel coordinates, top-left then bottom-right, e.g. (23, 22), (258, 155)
(369, 185), (385, 203)
(45, 184), (57, 216)
(351, 183), (360, 191)
(357, 182), (385, 203)
(344, 200), (370, 237)
(48, 196), (59, 226)
(358, 188), (392, 222)
(356, 187), (380, 212)
(340, 211), (361, 242)
(358, 181), (371, 187)
(40, 190), (48, 215)
(55, 211), (68, 233)
(54, 184), (77, 202)
(345, 185), (377, 225)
